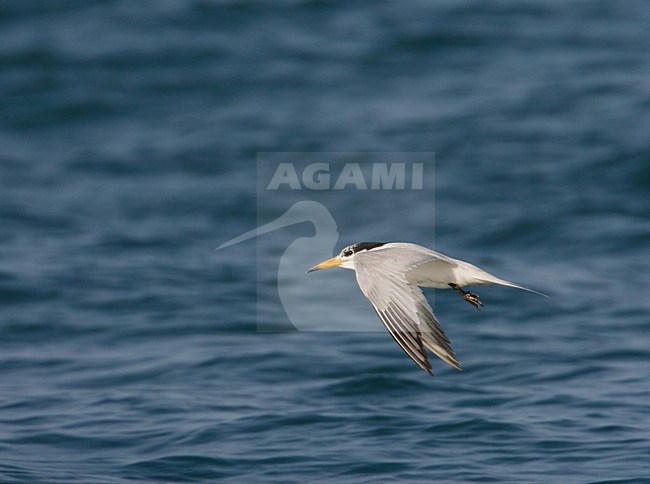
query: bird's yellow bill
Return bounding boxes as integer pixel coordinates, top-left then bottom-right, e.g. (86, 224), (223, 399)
(306, 257), (342, 273)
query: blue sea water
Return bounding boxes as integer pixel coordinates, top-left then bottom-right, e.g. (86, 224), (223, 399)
(1, 0), (649, 482)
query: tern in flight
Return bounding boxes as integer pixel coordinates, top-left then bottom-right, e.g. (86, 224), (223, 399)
(307, 242), (545, 375)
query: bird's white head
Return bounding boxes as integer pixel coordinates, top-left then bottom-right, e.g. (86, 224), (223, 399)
(306, 242), (387, 273)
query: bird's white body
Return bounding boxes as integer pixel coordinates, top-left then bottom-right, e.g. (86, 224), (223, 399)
(340, 243), (540, 292)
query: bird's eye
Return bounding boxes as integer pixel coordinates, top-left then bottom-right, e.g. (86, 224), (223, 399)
(343, 249), (353, 257)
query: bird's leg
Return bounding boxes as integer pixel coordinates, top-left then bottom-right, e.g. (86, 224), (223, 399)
(449, 283), (483, 310)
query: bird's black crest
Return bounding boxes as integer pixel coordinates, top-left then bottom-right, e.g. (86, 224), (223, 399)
(351, 242), (387, 253)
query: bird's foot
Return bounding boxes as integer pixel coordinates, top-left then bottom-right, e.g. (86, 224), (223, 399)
(463, 292), (483, 310)
(449, 283), (484, 310)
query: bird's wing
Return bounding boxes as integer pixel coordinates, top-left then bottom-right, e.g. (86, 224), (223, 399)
(354, 249), (461, 374)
